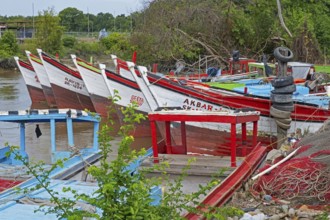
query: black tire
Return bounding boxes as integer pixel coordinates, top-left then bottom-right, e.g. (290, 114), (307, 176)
(277, 118), (292, 124)
(272, 84), (296, 94)
(270, 106), (291, 119)
(274, 47), (294, 62)
(272, 103), (294, 112)
(270, 92), (293, 103)
(275, 118), (291, 130)
(271, 76), (294, 88)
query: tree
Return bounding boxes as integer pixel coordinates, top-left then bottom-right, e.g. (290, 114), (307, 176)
(100, 32), (136, 60)
(59, 7), (86, 32)
(0, 30), (18, 58)
(35, 8), (63, 54)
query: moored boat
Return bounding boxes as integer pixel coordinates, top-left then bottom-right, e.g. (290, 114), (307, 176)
(0, 108), (101, 194)
(26, 50), (57, 108)
(71, 55), (117, 118)
(99, 64), (155, 137)
(13, 57), (48, 109)
(37, 49), (95, 112)
(139, 64), (329, 133)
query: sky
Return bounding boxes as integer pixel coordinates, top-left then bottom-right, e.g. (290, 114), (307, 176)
(0, 0), (145, 17)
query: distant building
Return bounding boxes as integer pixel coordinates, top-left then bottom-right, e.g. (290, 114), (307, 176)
(98, 28), (108, 40)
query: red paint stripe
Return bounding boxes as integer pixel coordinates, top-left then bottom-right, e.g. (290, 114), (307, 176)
(19, 60), (34, 72)
(105, 69), (140, 91)
(42, 52), (81, 79)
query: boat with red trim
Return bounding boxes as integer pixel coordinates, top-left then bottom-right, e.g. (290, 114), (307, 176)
(99, 63), (155, 137)
(26, 50), (57, 108)
(71, 55), (117, 118)
(13, 57), (48, 108)
(37, 49), (95, 112)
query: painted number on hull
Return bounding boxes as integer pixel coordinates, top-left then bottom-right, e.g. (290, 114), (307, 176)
(64, 77), (83, 90)
(130, 95), (144, 106)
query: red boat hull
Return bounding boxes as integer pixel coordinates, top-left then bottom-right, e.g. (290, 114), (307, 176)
(51, 83), (94, 111)
(115, 104), (160, 138)
(159, 121), (275, 156)
(26, 85), (49, 109)
(41, 85), (57, 108)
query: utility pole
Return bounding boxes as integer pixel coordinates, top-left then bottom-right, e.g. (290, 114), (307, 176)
(87, 7), (90, 37)
(32, 2), (35, 37)
(113, 11), (116, 32)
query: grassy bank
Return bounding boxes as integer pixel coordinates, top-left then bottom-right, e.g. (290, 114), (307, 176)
(315, 65), (330, 74)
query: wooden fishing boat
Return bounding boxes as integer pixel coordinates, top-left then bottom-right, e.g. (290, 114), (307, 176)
(37, 49), (95, 112)
(99, 63), (156, 137)
(0, 109), (161, 218)
(13, 57), (48, 108)
(128, 62), (330, 135)
(184, 143), (267, 219)
(71, 55), (117, 119)
(0, 108), (101, 195)
(26, 51), (57, 108)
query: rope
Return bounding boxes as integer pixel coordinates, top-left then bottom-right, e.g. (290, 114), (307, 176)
(68, 145), (93, 181)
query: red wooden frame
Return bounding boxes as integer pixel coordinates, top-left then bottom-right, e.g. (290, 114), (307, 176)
(148, 111), (259, 167)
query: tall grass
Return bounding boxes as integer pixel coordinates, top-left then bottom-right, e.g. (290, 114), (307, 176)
(315, 65), (330, 74)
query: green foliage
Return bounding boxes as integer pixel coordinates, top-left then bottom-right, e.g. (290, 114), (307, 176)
(34, 8), (64, 54)
(71, 41), (103, 57)
(18, 38), (37, 55)
(0, 30), (18, 58)
(100, 32), (136, 60)
(59, 7), (86, 32)
(131, 0), (330, 67)
(315, 65), (330, 74)
(62, 36), (77, 48)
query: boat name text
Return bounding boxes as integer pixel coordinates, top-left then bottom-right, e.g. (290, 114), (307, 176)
(130, 95), (144, 106)
(183, 98), (214, 110)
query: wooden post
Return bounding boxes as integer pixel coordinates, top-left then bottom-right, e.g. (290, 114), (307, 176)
(242, 122), (247, 156)
(66, 117), (74, 147)
(231, 123), (237, 167)
(253, 121), (258, 146)
(181, 121), (187, 154)
(19, 123), (25, 152)
(165, 121), (171, 154)
(93, 121), (99, 151)
(150, 120), (159, 163)
(50, 119), (56, 154)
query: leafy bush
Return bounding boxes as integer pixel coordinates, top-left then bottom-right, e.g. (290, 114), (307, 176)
(62, 36), (77, 48)
(100, 32), (136, 60)
(0, 30), (18, 58)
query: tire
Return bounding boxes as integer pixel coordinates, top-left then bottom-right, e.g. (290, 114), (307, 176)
(272, 84), (296, 94)
(271, 76), (294, 88)
(277, 118), (292, 124)
(272, 103), (294, 112)
(275, 118), (291, 130)
(270, 106), (291, 119)
(270, 92), (293, 103)
(274, 47), (294, 62)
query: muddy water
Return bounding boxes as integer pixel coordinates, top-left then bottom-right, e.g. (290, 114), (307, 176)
(0, 68), (153, 163)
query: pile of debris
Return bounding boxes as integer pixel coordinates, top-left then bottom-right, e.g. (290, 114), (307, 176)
(228, 122), (330, 219)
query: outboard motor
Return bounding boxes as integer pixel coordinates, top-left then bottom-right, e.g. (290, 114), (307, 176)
(232, 50), (240, 62)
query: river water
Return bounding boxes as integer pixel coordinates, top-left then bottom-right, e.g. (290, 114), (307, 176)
(0, 68), (153, 163)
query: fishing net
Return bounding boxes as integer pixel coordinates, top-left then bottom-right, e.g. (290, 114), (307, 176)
(251, 121), (330, 205)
